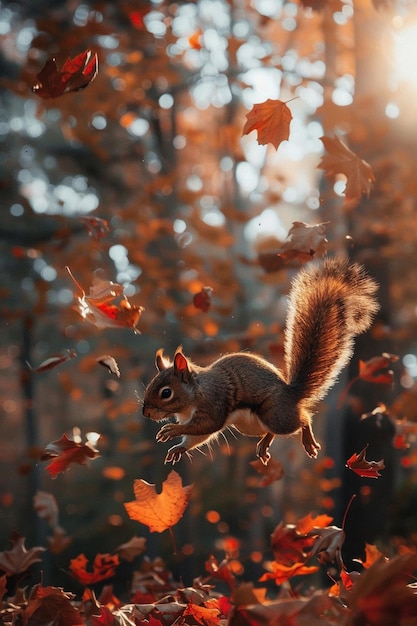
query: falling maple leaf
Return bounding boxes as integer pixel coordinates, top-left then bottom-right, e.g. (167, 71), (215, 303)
(41, 432), (100, 478)
(67, 267), (144, 333)
(319, 135), (375, 200)
(124, 470), (194, 533)
(0, 533), (46, 576)
(69, 553), (120, 586)
(32, 49), (98, 99)
(242, 98), (293, 150)
(193, 286), (213, 312)
(259, 560), (319, 585)
(346, 444), (385, 478)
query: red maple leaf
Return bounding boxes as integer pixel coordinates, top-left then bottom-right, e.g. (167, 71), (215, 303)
(346, 445), (385, 478)
(242, 99), (293, 150)
(69, 553), (120, 586)
(41, 433), (100, 478)
(32, 49), (98, 99)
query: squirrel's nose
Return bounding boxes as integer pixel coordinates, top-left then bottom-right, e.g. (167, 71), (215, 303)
(142, 404), (150, 418)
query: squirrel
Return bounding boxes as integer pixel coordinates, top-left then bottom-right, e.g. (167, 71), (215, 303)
(142, 258), (379, 465)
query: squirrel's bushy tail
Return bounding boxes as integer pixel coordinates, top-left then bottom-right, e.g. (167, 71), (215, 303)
(284, 257), (379, 405)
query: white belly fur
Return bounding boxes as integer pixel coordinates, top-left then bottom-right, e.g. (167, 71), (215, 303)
(225, 408), (267, 437)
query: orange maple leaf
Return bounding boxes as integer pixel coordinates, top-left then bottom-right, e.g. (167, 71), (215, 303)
(319, 135), (375, 200)
(242, 98), (293, 150)
(259, 560), (319, 585)
(124, 470), (194, 533)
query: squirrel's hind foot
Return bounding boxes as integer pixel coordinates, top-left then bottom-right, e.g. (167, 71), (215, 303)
(301, 423), (321, 458)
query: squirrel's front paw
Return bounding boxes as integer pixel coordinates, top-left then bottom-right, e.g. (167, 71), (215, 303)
(164, 445), (187, 464)
(156, 423), (182, 442)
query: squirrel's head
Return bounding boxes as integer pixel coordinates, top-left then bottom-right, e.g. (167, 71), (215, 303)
(142, 347), (196, 421)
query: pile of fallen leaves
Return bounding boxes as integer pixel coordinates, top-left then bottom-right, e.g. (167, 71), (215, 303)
(2, 501), (417, 626)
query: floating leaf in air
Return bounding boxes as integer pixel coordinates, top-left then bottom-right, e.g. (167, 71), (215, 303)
(32, 49), (98, 99)
(346, 445), (385, 478)
(319, 135), (375, 200)
(41, 432), (100, 478)
(27, 349), (77, 373)
(67, 267), (144, 333)
(124, 470), (194, 533)
(96, 355), (121, 377)
(242, 98), (293, 150)
(69, 553), (120, 586)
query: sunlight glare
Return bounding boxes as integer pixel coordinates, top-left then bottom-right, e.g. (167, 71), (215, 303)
(394, 24), (417, 85)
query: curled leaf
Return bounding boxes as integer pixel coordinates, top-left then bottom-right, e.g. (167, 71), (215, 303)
(27, 349), (77, 373)
(32, 49), (98, 99)
(67, 267), (144, 333)
(41, 432), (100, 478)
(96, 355), (120, 378)
(346, 445), (385, 478)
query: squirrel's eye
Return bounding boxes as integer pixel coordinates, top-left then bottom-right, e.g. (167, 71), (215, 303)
(159, 386), (173, 400)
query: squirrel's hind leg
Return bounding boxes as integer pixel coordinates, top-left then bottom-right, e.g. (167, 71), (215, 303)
(301, 420), (321, 458)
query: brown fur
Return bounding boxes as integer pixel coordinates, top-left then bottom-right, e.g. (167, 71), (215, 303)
(142, 258), (379, 464)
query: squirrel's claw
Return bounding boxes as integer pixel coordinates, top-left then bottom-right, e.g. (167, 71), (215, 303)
(156, 423), (182, 442)
(256, 433), (274, 465)
(164, 445), (187, 464)
(301, 423), (321, 458)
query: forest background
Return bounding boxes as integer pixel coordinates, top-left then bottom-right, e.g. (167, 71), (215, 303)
(1, 0), (417, 608)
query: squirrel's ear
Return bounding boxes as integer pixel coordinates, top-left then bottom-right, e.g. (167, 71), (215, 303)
(155, 349), (171, 371)
(173, 348), (192, 382)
